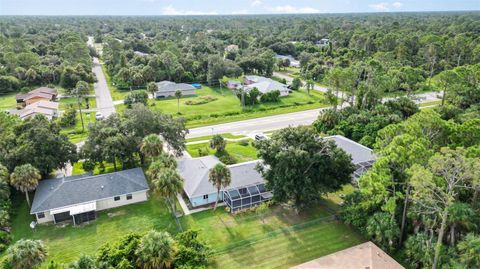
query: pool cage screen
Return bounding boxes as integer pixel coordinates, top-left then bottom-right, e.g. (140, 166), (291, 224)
(353, 160), (375, 180)
(223, 183), (273, 213)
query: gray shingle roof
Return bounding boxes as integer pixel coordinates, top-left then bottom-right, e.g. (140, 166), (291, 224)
(155, 81), (196, 93)
(325, 135), (375, 164)
(30, 168), (149, 214)
(177, 157), (264, 198)
(243, 79), (289, 94)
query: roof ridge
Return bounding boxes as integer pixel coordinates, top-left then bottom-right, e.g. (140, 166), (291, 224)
(190, 158), (212, 197)
(31, 178), (65, 213)
(118, 168), (148, 189)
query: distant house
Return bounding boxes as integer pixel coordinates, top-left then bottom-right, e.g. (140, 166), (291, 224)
(153, 81), (196, 98)
(133, 51), (149, 57)
(316, 38), (330, 46)
(243, 76), (290, 97)
(291, 241), (404, 269)
(16, 87), (58, 106)
(10, 100), (59, 120)
(275, 55), (300, 68)
(225, 44), (239, 52)
(177, 156), (272, 212)
(30, 168), (149, 225)
(324, 135), (376, 180)
(226, 80), (242, 89)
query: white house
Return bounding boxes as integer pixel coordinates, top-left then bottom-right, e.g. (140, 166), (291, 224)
(154, 81), (197, 98)
(30, 168), (149, 225)
(243, 76), (290, 97)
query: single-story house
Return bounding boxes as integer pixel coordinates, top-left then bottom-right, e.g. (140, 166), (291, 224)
(324, 135), (376, 180)
(16, 87), (58, 106)
(291, 241), (404, 269)
(177, 156), (272, 212)
(30, 168), (149, 225)
(316, 38), (330, 46)
(275, 55), (300, 68)
(242, 78), (290, 97)
(10, 100), (59, 120)
(244, 75), (270, 85)
(227, 80), (242, 89)
(154, 81), (197, 99)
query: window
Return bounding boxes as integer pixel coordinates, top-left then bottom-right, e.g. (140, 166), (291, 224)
(37, 212), (45, 219)
(203, 194), (209, 200)
(114, 196), (120, 201)
(126, 194), (133, 200)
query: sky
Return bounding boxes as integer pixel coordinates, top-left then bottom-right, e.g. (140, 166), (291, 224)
(0, 0), (478, 16)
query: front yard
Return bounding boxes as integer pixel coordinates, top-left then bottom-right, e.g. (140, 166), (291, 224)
(10, 186), (362, 268)
(115, 86), (327, 128)
(187, 140), (258, 163)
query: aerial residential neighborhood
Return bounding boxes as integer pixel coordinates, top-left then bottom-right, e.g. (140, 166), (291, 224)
(0, 1), (478, 269)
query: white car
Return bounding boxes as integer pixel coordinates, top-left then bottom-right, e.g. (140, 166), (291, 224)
(254, 133), (268, 141)
(95, 112), (104, 120)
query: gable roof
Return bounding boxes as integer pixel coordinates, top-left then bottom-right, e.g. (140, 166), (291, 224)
(25, 100), (59, 110)
(244, 80), (289, 94)
(178, 157), (264, 198)
(325, 135), (375, 164)
(155, 81), (196, 93)
(291, 241), (404, 269)
(16, 87), (57, 101)
(30, 168), (149, 214)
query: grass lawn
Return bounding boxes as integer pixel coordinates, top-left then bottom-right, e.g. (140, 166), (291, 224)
(0, 93), (16, 111)
(116, 86), (327, 128)
(60, 112), (96, 144)
(11, 186), (363, 268)
(186, 133), (246, 143)
(419, 100), (441, 107)
(58, 97), (96, 111)
(187, 140), (258, 163)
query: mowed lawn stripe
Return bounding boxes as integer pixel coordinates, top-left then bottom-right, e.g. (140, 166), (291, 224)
(211, 220), (364, 269)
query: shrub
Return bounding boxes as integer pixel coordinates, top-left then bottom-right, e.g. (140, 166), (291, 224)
(59, 105), (77, 127)
(218, 154), (237, 165)
(124, 90), (149, 108)
(260, 90), (281, 103)
(184, 95), (218, 105)
(237, 139), (250, 146)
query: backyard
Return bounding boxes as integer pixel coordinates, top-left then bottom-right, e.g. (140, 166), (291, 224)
(10, 185), (362, 268)
(115, 85), (328, 128)
(187, 139), (258, 163)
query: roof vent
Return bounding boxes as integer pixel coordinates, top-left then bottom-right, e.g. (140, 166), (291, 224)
(101, 185), (104, 190)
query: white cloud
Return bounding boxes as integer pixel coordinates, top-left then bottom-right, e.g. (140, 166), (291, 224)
(369, 2), (390, 11)
(251, 0), (262, 7)
(268, 5), (320, 14)
(369, 2), (403, 12)
(392, 2), (403, 8)
(161, 5), (218, 15)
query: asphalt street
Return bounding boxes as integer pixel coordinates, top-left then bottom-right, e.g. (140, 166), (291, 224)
(92, 57), (116, 118)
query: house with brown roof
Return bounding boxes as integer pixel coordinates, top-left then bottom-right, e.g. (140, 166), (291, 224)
(16, 87), (58, 107)
(10, 100), (59, 120)
(291, 241), (405, 269)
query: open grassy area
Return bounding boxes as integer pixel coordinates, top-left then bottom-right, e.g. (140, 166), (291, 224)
(11, 187), (363, 268)
(115, 86), (327, 128)
(0, 93), (16, 111)
(58, 96), (96, 111)
(187, 140), (258, 163)
(186, 133), (247, 143)
(60, 112), (96, 144)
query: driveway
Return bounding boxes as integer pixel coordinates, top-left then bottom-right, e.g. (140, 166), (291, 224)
(92, 57), (115, 118)
(274, 71), (333, 96)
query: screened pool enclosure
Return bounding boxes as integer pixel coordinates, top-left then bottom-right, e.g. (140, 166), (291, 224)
(223, 183), (273, 212)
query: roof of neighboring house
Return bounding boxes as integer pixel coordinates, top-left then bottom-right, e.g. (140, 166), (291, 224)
(155, 81), (196, 94)
(244, 75), (270, 83)
(10, 100), (59, 120)
(25, 100), (59, 110)
(225, 44), (239, 51)
(291, 241), (404, 269)
(134, 51), (149, 57)
(244, 80), (289, 94)
(30, 168), (149, 214)
(324, 135), (375, 164)
(16, 87), (57, 101)
(178, 156), (264, 198)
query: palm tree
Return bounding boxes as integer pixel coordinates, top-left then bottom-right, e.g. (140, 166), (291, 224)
(10, 164), (41, 207)
(0, 164), (10, 200)
(6, 239), (47, 269)
(208, 163), (231, 210)
(174, 90), (182, 114)
(135, 230), (177, 269)
(73, 81), (90, 132)
(209, 134), (226, 153)
(153, 168), (183, 214)
(146, 154), (177, 181)
(140, 134), (163, 162)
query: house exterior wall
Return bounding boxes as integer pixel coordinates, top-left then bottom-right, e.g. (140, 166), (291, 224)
(279, 89), (290, 97)
(96, 191), (148, 210)
(34, 191), (148, 224)
(189, 191), (221, 207)
(154, 89), (196, 98)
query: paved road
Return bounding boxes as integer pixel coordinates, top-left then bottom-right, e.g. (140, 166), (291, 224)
(273, 71), (331, 94)
(187, 91), (441, 139)
(92, 57), (115, 118)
